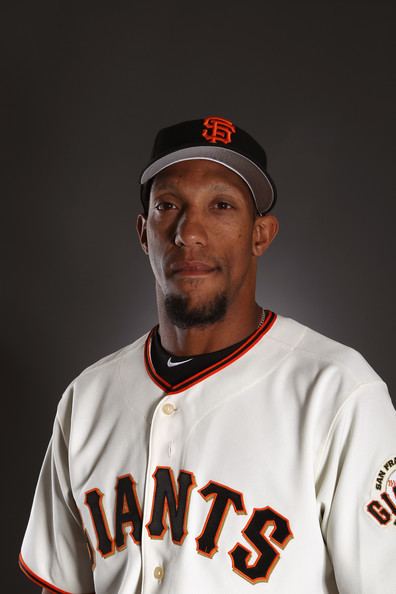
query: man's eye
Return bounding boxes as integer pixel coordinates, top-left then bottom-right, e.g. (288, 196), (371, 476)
(155, 202), (176, 211)
(214, 201), (233, 210)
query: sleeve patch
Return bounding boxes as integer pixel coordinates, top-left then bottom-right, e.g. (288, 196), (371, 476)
(365, 457), (396, 527)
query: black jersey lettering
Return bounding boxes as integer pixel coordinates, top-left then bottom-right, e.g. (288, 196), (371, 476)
(146, 466), (196, 544)
(196, 481), (246, 557)
(84, 488), (114, 557)
(115, 474), (143, 549)
(229, 506), (293, 583)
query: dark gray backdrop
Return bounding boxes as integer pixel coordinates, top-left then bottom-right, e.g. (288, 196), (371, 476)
(4, 2), (395, 591)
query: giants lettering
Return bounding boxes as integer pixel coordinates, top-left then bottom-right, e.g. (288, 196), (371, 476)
(84, 468), (293, 582)
(366, 486), (396, 526)
(84, 489), (114, 558)
(146, 467), (196, 544)
(115, 474), (142, 549)
(196, 481), (246, 557)
(229, 507), (293, 583)
(367, 500), (391, 525)
(85, 475), (143, 558)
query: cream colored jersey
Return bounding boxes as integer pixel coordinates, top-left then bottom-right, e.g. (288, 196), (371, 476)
(20, 313), (396, 594)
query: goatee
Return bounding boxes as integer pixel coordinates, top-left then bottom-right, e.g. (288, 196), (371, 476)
(164, 293), (228, 329)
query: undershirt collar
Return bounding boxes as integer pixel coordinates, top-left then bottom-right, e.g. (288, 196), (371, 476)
(150, 326), (254, 387)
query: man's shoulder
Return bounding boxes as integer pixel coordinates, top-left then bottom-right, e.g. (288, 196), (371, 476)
(62, 331), (151, 397)
(56, 330), (153, 422)
(79, 331), (150, 378)
(270, 314), (382, 386)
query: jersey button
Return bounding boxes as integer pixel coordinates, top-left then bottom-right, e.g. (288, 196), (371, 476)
(153, 565), (164, 581)
(162, 402), (176, 415)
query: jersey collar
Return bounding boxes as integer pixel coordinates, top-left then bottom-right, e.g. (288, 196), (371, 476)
(144, 310), (277, 394)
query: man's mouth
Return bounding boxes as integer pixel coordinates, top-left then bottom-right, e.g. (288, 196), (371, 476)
(170, 260), (218, 277)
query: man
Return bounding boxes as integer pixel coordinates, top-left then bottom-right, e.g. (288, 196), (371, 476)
(20, 116), (395, 593)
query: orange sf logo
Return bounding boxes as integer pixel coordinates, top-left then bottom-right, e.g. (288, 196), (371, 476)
(202, 116), (236, 144)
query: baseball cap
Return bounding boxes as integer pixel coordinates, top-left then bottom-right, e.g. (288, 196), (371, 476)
(140, 116), (276, 215)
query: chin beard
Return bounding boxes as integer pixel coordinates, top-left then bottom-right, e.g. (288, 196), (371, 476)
(164, 293), (228, 329)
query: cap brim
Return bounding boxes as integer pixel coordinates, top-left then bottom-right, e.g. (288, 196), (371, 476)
(140, 145), (275, 214)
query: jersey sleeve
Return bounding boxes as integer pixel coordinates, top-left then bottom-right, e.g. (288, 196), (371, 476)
(316, 381), (396, 594)
(20, 391), (95, 594)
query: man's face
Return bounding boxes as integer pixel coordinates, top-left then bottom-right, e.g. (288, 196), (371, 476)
(137, 159), (265, 327)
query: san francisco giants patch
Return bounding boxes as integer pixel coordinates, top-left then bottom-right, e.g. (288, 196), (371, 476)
(365, 456), (396, 527)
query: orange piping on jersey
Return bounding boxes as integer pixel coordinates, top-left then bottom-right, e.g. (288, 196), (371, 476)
(144, 329), (172, 391)
(144, 310), (277, 395)
(18, 553), (95, 594)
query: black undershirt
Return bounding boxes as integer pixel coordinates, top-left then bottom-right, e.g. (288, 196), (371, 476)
(150, 326), (253, 387)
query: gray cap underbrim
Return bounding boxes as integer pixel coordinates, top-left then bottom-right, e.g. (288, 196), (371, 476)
(140, 146), (275, 214)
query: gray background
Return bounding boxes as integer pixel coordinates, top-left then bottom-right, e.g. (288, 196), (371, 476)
(4, 1), (395, 591)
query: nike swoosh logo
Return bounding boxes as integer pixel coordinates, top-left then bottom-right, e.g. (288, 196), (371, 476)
(167, 357), (193, 368)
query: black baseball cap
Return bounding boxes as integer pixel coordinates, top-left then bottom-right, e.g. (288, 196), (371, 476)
(140, 116), (276, 215)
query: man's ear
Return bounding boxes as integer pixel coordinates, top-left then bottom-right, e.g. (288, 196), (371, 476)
(252, 214), (279, 257)
(136, 214), (149, 255)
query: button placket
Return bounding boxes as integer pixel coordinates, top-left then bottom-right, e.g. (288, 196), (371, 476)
(141, 394), (183, 594)
(162, 400), (177, 459)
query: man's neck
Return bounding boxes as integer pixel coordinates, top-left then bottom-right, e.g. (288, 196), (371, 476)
(157, 299), (262, 356)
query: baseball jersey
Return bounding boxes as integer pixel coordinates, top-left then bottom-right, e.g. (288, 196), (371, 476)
(20, 312), (396, 594)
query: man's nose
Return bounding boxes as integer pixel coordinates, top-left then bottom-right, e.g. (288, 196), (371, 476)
(174, 209), (208, 248)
